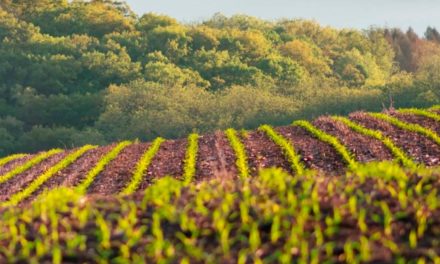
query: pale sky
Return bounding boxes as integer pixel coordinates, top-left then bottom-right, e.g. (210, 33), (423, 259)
(125, 0), (439, 35)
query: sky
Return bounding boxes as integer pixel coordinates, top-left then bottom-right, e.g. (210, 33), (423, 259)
(125, 0), (439, 35)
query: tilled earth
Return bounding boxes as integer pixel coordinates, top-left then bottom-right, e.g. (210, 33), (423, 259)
(0, 110), (439, 202)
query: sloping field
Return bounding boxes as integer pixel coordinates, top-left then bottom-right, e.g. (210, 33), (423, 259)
(0, 107), (440, 263)
(0, 108), (439, 206)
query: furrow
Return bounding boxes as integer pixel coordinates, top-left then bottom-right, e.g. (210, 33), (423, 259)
(293, 120), (358, 170)
(75, 141), (132, 194)
(332, 116), (416, 168)
(121, 138), (164, 195)
(0, 149), (63, 185)
(369, 113), (440, 146)
(2, 145), (96, 207)
(0, 154), (28, 168)
(350, 112), (440, 166)
(259, 125), (305, 175)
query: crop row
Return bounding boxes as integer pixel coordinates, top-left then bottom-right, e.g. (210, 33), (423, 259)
(0, 149), (63, 185)
(398, 108), (440, 122)
(259, 125), (305, 175)
(0, 162), (439, 263)
(121, 138), (165, 195)
(182, 133), (199, 184)
(332, 116), (416, 168)
(369, 113), (440, 145)
(225, 128), (250, 179)
(75, 141), (132, 194)
(2, 145), (97, 207)
(429, 105), (440, 111)
(0, 153), (27, 167)
(1, 107), (439, 203)
(293, 120), (358, 169)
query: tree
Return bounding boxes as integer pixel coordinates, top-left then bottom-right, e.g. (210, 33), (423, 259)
(280, 39), (331, 77)
(136, 13), (177, 33)
(144, 61), (210, 89)
(27, 0), (134, 37)
(425, 26), (440, 43)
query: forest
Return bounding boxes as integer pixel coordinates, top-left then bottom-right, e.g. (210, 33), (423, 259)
(0, 0), (440, 155)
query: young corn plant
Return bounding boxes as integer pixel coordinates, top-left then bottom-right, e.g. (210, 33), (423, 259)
(183, 133), (199, 184)
(429, 105), (440, 111)
(76, 141), (131, 194)
(1, 145), (96, 207)
(121, 138), (164, 195)
(369, 113), (440, 145)
(0, 149), (63, 185)
(0, 153), (28, 167)
(332, 116), (416, 168)
(293, 120), (358, 169)
(225, 128), (249, 179)
(259, 124), (305, 175)
(398, 108), (440, 122)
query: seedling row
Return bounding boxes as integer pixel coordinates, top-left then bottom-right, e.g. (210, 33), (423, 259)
(0, 108), (438, 205)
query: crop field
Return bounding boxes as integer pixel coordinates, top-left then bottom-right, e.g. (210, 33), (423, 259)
(0, 107), (439, 263)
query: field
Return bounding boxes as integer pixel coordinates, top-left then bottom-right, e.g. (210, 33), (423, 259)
(0, 107), (439, 263)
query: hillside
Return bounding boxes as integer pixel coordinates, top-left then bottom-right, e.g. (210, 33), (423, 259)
(0, 107), (439, 206)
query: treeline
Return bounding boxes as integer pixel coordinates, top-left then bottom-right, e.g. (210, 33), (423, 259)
(0, 0), (439, 155)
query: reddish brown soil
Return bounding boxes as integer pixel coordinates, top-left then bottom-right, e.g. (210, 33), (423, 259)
(87, 143), (149, 195)
(0, 150), (70, 202)
(275, 125), (346, 173)
(0, 155), (34, 176)
(391, 112), (440, 135)
(195, 133), (218, 181)
(195, 132), (238, 181)
(350, 112), (440, 165)
(138, 138), (187, 190)
(23, 145), (114, 202)
(241, 130), (292, 175)
(214, 131), (239, 180)
(313, 117), (394, 163)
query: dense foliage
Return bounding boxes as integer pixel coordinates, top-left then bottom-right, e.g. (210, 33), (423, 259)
(0, 0), (440, 155)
